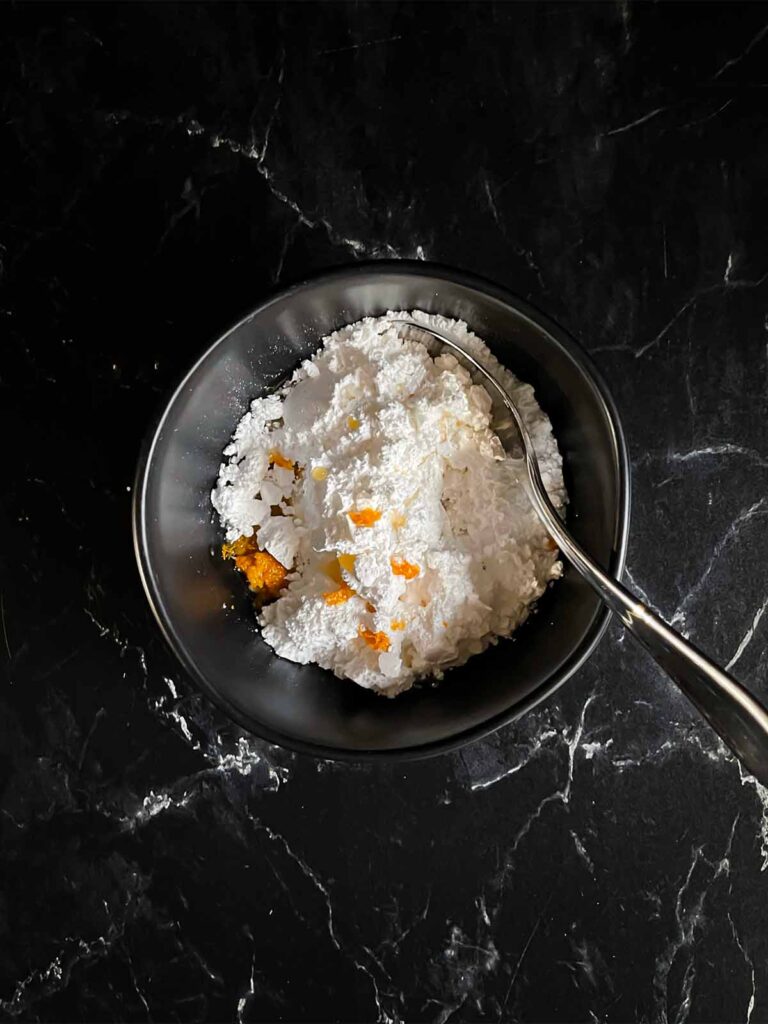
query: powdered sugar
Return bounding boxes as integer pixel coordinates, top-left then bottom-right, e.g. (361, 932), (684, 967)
(211, 311), (566, 696)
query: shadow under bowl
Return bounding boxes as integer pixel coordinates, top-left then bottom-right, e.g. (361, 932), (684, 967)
(133, 261), (630, 760)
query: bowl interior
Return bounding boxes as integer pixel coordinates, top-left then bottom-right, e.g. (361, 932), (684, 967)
(135, 264), (628, 758)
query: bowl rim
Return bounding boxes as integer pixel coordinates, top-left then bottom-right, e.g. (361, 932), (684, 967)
(133, 259), (631, 762)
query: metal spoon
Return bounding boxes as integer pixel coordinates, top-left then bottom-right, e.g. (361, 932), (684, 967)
(393, 318), (768, 786)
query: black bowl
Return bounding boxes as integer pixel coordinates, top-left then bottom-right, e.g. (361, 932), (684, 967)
(133, 262), (630, 760)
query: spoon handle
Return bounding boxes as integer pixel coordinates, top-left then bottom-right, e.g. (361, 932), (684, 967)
(528, 461), (768, 787)
(600, 577), (768, 785)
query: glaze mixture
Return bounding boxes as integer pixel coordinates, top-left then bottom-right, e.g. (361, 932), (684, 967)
(212, 311), (566, 696)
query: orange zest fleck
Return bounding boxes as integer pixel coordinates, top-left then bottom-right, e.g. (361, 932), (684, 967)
(347, 416), (360, 430)
(358, 625), (390, 652)
(322, 557), (343, 585)
(236, 552), (286, 595)
(337, 553), (356, 573)
(311, 466), (328, 481)
(269, 450), (294, 471)
(365, 601), (376, 614)
(222, 535), (287, 600)
(348, 507), (382, 527)
(390, 557), (420, 580)
(221, 534), (255, 559)
(390, 619), (406, 631)
(323, 581), (356, 606)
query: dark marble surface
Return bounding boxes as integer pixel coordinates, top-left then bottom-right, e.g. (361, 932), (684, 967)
(2, 2), (768, 1021)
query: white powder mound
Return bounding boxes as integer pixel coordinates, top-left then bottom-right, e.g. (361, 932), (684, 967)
(212, 311), (566, 696)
